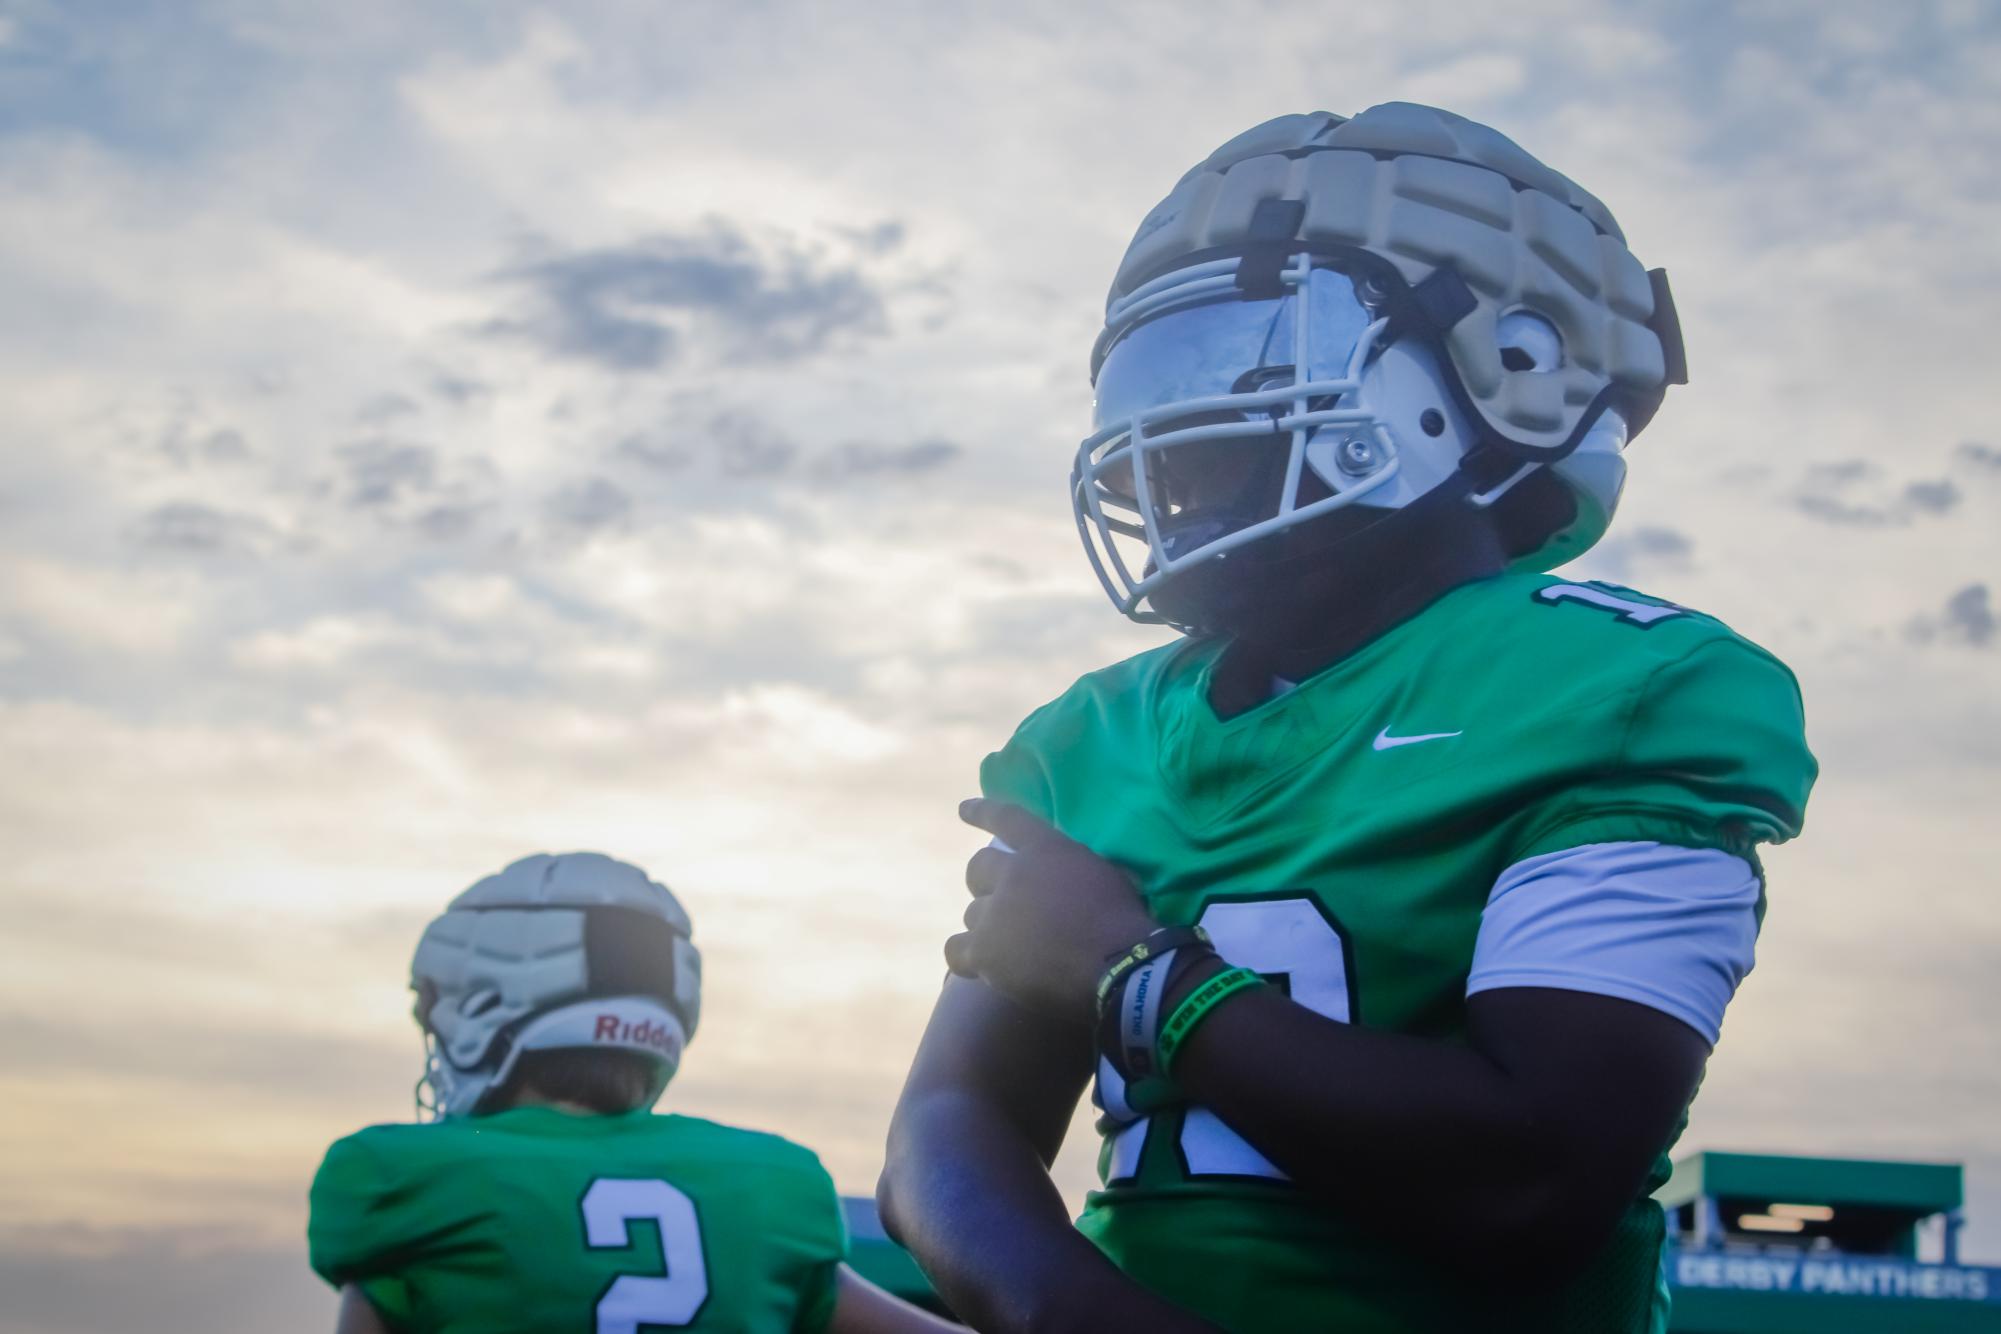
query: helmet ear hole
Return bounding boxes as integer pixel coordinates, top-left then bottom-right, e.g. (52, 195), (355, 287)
(462, 987), (502, 1018)
(1496, 310), (1563, 373)
(1419, 409), (1446, 438)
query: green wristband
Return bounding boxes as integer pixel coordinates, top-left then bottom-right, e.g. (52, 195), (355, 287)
(1156, 966), (1265, 1076)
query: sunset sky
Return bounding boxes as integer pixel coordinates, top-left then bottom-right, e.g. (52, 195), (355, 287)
(2, 2), (1998, 1330)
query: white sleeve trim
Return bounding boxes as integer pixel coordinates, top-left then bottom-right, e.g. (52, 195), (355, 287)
(1465, 841), (1761, 1046)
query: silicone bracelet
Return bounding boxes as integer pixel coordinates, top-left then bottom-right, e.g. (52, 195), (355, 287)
(1111, 948), (1178, 1078)
(1156, 966), (1265, 1076)
(1094, 924), (1212, 1019)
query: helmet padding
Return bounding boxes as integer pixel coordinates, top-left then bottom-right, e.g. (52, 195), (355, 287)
(410, 853), (701, 1119)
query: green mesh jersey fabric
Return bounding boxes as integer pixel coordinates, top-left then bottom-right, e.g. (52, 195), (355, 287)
(979, 572), (1816, 1334)
(309, 1108), (848, 1334)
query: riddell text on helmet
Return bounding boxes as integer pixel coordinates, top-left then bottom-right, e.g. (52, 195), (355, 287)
(594, 1013), (681, 1056)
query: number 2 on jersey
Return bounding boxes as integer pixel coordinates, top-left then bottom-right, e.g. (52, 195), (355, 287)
(580, 1178), (709, 1332)
(1100, 896), (1355, 1182)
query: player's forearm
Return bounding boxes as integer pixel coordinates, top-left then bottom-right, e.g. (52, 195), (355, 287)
(879, 1089), (1098, 1331)
(1166, 987), (1651, 1274)
(879, 1092), (1216, 1334)
(1177, 994), (1548, 1227)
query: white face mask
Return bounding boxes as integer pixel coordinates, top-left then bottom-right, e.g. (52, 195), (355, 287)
(1076, 257), (1474, 628)
(1073, 254), (1637, 630)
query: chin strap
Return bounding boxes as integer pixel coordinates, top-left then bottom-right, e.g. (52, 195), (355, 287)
(1464, 452), (1536, 508)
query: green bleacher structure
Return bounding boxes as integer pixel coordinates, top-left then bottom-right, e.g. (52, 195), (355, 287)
(1659, 1151), (1999, 1332)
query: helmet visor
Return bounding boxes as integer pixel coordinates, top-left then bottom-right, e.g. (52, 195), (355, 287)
(1074, 261), (1399, 628)
(1093, 266), (1374, 435)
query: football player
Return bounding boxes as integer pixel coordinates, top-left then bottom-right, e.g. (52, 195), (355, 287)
(879, 104), (1815, 1333)
(311, 851), (958, 1334)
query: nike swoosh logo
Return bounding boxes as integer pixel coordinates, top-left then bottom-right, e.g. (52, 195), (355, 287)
(1373, 727), (1463, 751)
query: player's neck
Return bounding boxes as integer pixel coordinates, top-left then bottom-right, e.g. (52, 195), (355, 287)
(1278, 530), (1504, 671)
(1213, 521), (1506, 714)
(496, 1090), (602, 1116)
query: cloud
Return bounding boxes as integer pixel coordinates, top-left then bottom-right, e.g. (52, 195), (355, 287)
(491, 222), (889, 372)
(1795, 495), (1895, 527)
(230, 614), (406, 670)
(1567, 523), (1696, 583)
(1793, 460), (1969, 527)
(322, 438), (499, 537)
(1807, 460), (1872, 484)
(1903, 479), (1961, 515)
(335, 437), (438, 509)
(428, 371), (492, 407)
(127, 501), (280, 556)
(1896, 580), (1992, 648)
(1959, 441), (2001, 471)
(1399, 52), (1528, 106)
(618, 421), (958, 485)
(2, 1006), (408, 1105)
(1906, 584), (1995, 648)
(354, 391), (420, 426)
(411, 499), (488, 541)
(838, 219), (907, 256)
(814, 438), (961, 482)
(542, 475), (632, 537)
(0, 559), (196, 656)
(615, 432), (693, 472)
(0, 1227), (334, 1334)
(1625, 525), (1694, 562)
(158, 423), (253, 468)
(1945, 585), (1997, 645)
(711, 410), (798, 478)
(720, 683), (905, 767)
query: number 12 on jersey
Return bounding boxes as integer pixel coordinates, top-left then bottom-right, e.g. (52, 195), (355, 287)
(1097, 896), (1354, 1182)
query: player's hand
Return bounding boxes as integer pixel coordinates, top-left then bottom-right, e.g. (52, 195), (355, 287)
(947, 798), (1156, 1023)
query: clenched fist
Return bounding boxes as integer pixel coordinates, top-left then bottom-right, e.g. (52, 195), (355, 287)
(947, 798), (1157, 1023)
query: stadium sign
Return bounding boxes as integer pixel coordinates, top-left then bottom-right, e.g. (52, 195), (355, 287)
(1669, 1251), (2001, 1304)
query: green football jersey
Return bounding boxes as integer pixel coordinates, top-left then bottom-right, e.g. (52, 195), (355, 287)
(979, 572), (1816, 1334)
(309, 1108), (848, 1334)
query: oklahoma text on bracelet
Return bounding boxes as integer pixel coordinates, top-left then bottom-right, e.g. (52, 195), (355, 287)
(1095, 924), (1212, 1014)
(1157, 966), (1266, 1075)
(1115, 947), (1177, 1076)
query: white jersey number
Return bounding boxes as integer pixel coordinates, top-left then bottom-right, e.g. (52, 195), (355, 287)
(1098, 896), (1354, 1182)
(1534, 582), (1683, 625)
(580, 1178), (709, 1332)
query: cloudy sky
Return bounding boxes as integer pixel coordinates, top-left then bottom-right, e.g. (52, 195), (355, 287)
(1, 1), (1998, 1329)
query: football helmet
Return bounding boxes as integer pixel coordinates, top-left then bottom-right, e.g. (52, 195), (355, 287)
(410, 852), (702, 1119)
(1074, 103), (1687, 631)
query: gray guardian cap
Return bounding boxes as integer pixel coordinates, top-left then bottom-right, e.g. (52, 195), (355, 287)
(1074, 103), (1687, 629)
(410, 852), (702, 1119)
